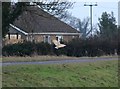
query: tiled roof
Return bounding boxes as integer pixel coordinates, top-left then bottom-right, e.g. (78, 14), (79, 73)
(12, 6), (79, 34)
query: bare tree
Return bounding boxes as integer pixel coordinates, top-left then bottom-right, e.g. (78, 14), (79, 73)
(62, 14), (92, 38)
(2, 1), (74, 37)
(31, 0), (74, 19)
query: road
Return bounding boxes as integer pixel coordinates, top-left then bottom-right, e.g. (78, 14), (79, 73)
(2, 57), (118, 66)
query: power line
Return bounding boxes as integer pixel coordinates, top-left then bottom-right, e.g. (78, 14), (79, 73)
(84, 2), (98, 36)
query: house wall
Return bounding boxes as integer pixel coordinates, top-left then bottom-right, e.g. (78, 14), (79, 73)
(33, 35), (57, 43)
(5, 34), (21, 39)
(34, 35), (44, 42)
(3, 33), (26, 45)
(63, 35), (79, 42)
(4, 33), (80, 45)
(33, 35), (79, 43)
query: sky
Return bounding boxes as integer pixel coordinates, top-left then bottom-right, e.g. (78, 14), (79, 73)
(10, 0), (119, 25)
(68, 0), (119, 25)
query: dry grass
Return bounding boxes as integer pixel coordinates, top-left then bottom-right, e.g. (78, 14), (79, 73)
(2, 55), (118, 62)
(2, 55), (78, 62)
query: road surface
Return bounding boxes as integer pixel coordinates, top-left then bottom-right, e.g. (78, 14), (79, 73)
(1, 57), (118, 66)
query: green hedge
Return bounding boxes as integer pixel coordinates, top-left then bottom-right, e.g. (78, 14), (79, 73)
(2, 38), (119, 57)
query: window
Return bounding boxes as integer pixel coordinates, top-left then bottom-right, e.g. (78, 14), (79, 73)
(44, 35), (51, 44)
(8, 33), (10, 39)
(6, 33), (21, 40)
(16, 33), (18, 39)
(56, 36), (63, 42)
(56, 37), (59, 41)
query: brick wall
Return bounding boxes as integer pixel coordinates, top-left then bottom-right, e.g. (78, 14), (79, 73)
(4, 34), (79, 45)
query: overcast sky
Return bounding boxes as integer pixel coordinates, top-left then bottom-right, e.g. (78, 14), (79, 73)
(68, 0), (119, 25)
(11, 0), (119, 25)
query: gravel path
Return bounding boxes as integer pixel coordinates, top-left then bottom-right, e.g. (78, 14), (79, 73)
(2, 57), (118, 66)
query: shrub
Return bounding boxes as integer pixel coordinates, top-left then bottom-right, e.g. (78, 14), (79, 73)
(2, 37), (118, 57)
(35, 42), (52, 55)
(2, 42), (52, 56)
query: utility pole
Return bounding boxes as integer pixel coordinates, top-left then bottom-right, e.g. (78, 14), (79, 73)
(84, 2), (97, 36)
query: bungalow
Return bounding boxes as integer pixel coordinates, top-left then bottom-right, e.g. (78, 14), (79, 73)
(4, 5), (81, 45)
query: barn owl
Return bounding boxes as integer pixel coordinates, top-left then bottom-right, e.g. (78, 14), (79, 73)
(52, 40), (66, 49)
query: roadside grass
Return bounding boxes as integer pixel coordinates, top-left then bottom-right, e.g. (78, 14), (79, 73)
(2, 60), (118, 87)
(0, 57), (2, 62)
(2, 55), (118, 62)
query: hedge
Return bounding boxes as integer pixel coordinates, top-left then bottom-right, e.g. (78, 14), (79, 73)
(2, 38), (119, 57)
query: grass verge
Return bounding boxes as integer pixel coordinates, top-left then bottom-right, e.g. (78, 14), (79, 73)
(2, 60), (118, 87)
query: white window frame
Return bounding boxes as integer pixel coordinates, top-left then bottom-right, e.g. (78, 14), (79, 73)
(44, 35), (51, 44)
(56, 35), (63, 42)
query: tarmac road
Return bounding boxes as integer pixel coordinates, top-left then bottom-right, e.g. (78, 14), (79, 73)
(2, 57), (118, 66)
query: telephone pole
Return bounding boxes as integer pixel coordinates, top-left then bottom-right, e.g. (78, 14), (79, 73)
(84, 2), (97, 36)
